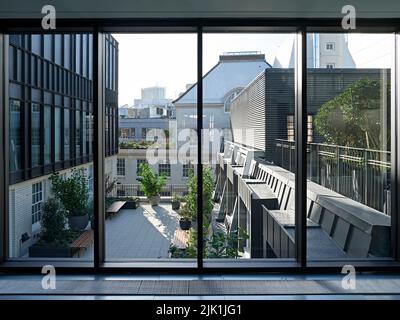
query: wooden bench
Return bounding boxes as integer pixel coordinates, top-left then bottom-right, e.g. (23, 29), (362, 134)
(171, 229), (189, 250)
(70, 230), (94, 257)
(105, 201), (126, 219)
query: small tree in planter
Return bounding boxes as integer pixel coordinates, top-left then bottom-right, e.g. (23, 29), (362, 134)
(171, 193), (181, 211)
(179, 203), (192, 230)
(40, 198), (68, 244)
(50, 169), (90, 231)
(138, 163), (166, 206)
(29, 198), (78, 258)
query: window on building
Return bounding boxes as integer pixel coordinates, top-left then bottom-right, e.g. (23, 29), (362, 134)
(129, 128), (135, 139)
(120, 128), (129, 138)
(64, 108), (70, 160)
(141, 128), (147, 140)
(76, 109), (81, 156)
(44, 105), (52, 165)
(287, 115), (313, 143)
(183, 162), (194, 178)
(224, 88), (242, 113)
(137, 159), (148, 176)
(287, 115), (294, 141)
(326, 42), (335, 51)
(9, 99), (22, 172)
(31, 102), (41, 167)
(307, 115), (313, 143)
(159, 161), (171, 177)
(117, 158), (126, 176)
(31, 182), (43, 224)
(326, 63), (335, 69)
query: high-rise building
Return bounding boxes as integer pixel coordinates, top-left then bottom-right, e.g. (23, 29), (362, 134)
(8, 33), (119, 257)
(273, 34), (356, 69)
(132, 86), (174, 119)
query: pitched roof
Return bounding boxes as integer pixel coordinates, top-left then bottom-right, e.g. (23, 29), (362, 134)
(173, 53), (271, 105)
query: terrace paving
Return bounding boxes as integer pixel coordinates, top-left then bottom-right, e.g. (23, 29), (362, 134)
(82, 203), (179, 259)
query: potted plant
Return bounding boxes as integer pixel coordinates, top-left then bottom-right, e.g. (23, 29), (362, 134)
(124, 196), (140, 209)
(179, 203), (192, 230)
(138, 163), (166, 206)
(29, 198), (76, 257)
(50, 169), (90, 231)
(171, 193), (181, 210)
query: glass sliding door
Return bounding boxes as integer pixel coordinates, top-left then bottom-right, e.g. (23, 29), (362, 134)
(306, 33), (394, 261)
(7, 33), (94, 261)
(2, 26), (399, 272)
(202, 32), (297, 263)
(102, 33), (198, 263)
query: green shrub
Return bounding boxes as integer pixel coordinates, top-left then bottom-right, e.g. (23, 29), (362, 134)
(50, 169), (89, 217)
(40, 198), (67, 243)
(315, 78), (389, 149)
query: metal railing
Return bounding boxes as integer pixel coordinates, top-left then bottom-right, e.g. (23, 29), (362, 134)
(108, 184), (189, 198)
(275, 139), (391, 215)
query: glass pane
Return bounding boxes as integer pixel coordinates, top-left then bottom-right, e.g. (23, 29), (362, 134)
(31, 102), (41, 167)
(306, 33), (393, 261)
(55, 106), (61, 162)
(203, 33), (296, 262)
(44, 105), (51, 165)
(104, 33), (197, 262)
(64, 108), (70, 160)
(9, 99), (21, 173)
(7, 33), (93, 261)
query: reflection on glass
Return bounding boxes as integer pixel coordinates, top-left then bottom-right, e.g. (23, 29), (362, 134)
(31, 102), (41, 167)
(104, 33), (197, 261)
(202, 33), (296, 260)
(7, 33), (95, 260)
(305, 33), (393, 260)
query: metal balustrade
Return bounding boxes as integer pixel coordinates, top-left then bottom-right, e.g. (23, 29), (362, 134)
(275, 139), (391, 215)
(108, 184), (189, 198)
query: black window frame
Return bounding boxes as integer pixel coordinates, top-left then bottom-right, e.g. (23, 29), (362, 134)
(0, 19), (399, 274)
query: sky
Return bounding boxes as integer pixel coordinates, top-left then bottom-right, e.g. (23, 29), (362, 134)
(113, 33), (393, 107)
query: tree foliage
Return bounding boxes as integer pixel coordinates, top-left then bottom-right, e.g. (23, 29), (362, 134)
(138, 163), (166, 197)
(40, 198), (67, 243)
(314, 78), (390, 150)
(50, 169), (89, 217)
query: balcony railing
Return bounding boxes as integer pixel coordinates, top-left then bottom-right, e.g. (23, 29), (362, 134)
(275, 139), (391, 215)
(108, 184), (189, 198)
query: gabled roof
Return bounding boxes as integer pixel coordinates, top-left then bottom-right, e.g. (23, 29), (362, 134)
(173, 54), (271, 105)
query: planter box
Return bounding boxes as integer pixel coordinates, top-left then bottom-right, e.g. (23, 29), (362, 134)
(179, 219), (192, 230)
(29, 245), (74, 258)
(123, 200), (140, 209)
(172, 201), (180, 211)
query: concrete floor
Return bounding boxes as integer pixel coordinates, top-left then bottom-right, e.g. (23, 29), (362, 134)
(83, 203), (179, 260)
(1, 274), (400, 299)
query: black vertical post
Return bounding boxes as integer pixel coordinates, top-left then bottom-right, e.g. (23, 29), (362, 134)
(295, 28), (307, 267)
(93, 30), (105, 270)
(392, 33), (399, 261)
(197, 27), (204, 270)
(0, 34), (9, 261)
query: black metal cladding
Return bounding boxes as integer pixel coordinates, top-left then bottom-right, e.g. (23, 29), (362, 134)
(8, 33), (118, 185)
(231, 68), (390, 163)
(230, 70), (266, 152)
